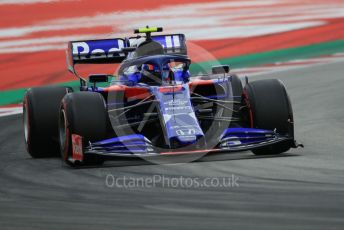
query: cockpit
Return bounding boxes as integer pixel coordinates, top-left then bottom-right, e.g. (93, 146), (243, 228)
(116, 55), (191, 86)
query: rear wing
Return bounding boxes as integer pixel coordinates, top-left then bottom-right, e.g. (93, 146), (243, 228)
(66, 34), (187, 73)
(66, 38), (127, 73)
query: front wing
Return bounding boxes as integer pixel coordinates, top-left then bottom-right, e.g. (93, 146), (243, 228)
(71, 128), (298, 162)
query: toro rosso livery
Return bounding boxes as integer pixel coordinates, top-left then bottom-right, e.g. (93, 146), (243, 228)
(23, 27), (302, 166)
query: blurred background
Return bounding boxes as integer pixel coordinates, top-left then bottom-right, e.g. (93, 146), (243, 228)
(0, 0), (344, 106)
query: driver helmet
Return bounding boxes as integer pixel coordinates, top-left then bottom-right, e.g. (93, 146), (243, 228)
(141, 63), (171, 83)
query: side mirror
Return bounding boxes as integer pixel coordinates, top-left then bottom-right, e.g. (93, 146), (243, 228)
(89, 74), (109, 83)
(212, 65), (230, 74)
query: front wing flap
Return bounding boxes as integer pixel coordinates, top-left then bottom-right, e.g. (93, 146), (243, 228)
(82, 128), (296, 159)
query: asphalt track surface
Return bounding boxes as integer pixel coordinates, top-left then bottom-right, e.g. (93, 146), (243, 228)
(1, 61), (344, 230)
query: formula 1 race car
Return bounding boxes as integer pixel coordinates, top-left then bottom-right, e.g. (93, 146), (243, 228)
(23, 26), (301, 166)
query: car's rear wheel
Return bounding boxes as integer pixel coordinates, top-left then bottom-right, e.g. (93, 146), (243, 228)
(59, 92), (107, 166)
(244, 79), (294, 155)
(23, 86), (72, 158)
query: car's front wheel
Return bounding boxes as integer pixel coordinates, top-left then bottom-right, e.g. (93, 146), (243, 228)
(244, 79), (294, 155)
(23, 86), (72, 158)
(59, 92), (108, 166)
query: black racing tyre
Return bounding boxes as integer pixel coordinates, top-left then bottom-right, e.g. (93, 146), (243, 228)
(59, 92), (107, 166)
(230, 74), (243, 101)
(23, 86), (72, 158)
(244, 79), (294, 155)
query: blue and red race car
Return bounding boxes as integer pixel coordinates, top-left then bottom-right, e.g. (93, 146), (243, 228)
(23, 27), (301, 166)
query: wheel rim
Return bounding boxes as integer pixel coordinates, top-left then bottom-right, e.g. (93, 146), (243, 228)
(23, 102), (29, 143)
(59, 109), (67, 158)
